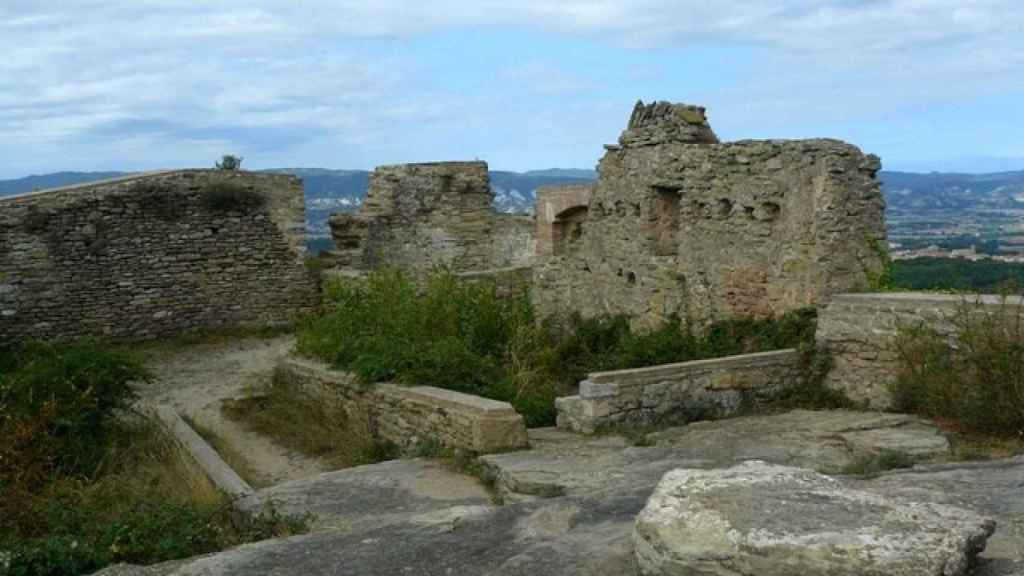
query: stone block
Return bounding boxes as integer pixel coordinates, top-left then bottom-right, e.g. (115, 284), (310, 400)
(635, 461), (995, 576)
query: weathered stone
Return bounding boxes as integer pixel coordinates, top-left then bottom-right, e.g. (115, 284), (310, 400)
(0, 171), (317, 343)
(634, 461), (996, 576)
(533, 100), (886, 329)
(275, 356), (529, 454)
(239, 459), (496, 533)
(817, 292), (1024, 408)
(483, 410), (951, 500)
(556, 349), (804, 433)
(325, 161), (535, 273)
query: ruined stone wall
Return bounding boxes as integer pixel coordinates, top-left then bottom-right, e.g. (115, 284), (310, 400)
(0, 170), (317, 342)
(533, 101), (887, 328)
(276, 357), (529, 454)
(556, 349), (803, 433)
(817, 292), (1021, 408)
(327, 161), (535, 273)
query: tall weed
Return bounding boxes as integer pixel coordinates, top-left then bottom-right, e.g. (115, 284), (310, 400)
(891, 294), (1024, 437)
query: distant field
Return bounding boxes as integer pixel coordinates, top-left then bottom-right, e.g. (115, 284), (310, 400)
(892, 258), (1024, 292)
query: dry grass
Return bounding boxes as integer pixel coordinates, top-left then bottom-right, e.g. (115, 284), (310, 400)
(221, 374), (392, 469)
(949, 433), (1024, 462)
(182, 415), (271, 489)
(84, 414), (228, 512)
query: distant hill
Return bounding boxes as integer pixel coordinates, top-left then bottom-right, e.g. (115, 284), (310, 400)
(880, 170), (1024, 212)
(0, 171), (126, 197)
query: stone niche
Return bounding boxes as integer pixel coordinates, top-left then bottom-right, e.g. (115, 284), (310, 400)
(326, 161), (535, 273)
(533, 100), (887, 328)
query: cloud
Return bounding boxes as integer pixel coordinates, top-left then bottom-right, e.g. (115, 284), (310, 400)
(0, 1), (1022, 176)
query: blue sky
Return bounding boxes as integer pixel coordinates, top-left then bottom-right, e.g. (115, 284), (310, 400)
(2, 1), (1023, 179)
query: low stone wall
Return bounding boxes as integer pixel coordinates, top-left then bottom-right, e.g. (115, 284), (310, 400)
(817, 292), (1022, 408)
(556, 349), (803, 433)
(275, 357), (529, 454)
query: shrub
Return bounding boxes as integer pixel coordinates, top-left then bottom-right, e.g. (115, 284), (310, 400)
(201, 182), (264, 212)
(891, 295), (1024, 438)
(1, 391), (308, 576)
(0, 342), (146, 485)
(214, 155), (243, 170)
(297, 270), (818, 428)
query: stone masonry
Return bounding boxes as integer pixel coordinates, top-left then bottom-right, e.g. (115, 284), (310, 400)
(556, 349), (804, 433)
(817, 292), (1024, 408)
(327, 161), (535, 273)
(533, 101), (887, 328)
(0, 170), (317, 342)
(275, 357), (529, 454)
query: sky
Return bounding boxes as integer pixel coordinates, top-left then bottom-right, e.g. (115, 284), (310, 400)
(2, 1), (1023, 179)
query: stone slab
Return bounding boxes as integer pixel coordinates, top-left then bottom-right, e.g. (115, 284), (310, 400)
(634, 461), (996, 576)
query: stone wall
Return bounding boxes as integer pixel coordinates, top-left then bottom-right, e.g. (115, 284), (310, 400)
(0, 170), (317, 342)
(326, 161), (535, 273)
(555, 349), (803, 433)
(535, 183), (595, 257)
(817, 292), (1022, 408)
(533, 101), (887, 329)
(275, 357), (529, 454)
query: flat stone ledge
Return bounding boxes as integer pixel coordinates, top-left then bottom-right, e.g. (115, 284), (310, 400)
(147, 403), (254, 499)
(558, 350), (804, 433)
(831, 292), (1022, 308)
(587, 349), (800, 388)
(276, 357), (528, 454)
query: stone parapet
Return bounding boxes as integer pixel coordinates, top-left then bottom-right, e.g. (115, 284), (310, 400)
(817, 292), (1022, 408)
(556, 349), (803, 433)
(275, 357), (529, 454)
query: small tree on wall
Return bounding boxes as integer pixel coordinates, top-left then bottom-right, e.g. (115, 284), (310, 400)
(215, 155), (244, 170)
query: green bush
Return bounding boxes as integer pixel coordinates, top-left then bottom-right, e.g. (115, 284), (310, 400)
(0, 342), (146, 483)
(297, 270), (818, 428)
(0, 344), (308, 576)
(891, 295), (1024, 437)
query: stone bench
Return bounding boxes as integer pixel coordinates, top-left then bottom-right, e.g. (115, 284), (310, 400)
(556, 349), (803, 433)
(275, 357), (528, 454)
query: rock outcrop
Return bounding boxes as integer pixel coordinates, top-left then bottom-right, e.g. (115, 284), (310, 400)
(634, 461), (996, 576)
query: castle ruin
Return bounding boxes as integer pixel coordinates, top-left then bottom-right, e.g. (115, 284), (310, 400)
(326, 161), (535, 273)
(532, 101), (887, 327)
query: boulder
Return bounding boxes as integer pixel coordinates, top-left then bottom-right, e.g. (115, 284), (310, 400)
(634, 461), (996, 576)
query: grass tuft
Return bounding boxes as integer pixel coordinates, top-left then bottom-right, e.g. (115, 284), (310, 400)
(221, 373), (394, 469)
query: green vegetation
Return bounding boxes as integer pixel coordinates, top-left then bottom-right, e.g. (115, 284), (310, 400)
(865, 236), (895, 291)
(839, 449), (917, 477)
(892, 258), (1024, 292)
(890, 295), (1024, 439)
(201, 181), (264, 212)
(222, 373), (395, 468)
(296, 270), (817, 427)
(0, 343), (307, 576)
(214, 154), (244, 171)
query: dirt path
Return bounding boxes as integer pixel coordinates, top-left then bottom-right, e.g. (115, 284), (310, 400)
(137, 336), (327, 488)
